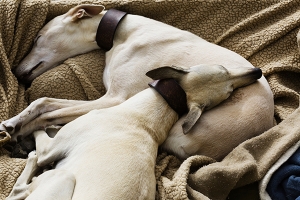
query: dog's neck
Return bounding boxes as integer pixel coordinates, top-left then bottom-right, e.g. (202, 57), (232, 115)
(117, 80), (188, 144)
(96, 9), (127, 51)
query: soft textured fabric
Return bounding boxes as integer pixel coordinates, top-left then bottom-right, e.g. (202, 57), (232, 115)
(259, 140), (300, 200)
(1, 0), (300, 199)
(265, 147), (300, 200)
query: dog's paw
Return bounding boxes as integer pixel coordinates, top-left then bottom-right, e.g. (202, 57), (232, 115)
(27, 151), (39, 170)
(1, 120), (16, 134)
(28, 151), (38, 163)
(0, 115), (25, 135)
(0, 130), (11, 147)
(28, 150), (37, 158)
(0, 122), (8, 132)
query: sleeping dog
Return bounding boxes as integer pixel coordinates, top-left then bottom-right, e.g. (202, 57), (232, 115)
(6, 64), (263, 200)
(1, 5), (274, 161)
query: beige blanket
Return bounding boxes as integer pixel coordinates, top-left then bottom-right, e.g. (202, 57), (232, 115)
(1, 0), (300, 199)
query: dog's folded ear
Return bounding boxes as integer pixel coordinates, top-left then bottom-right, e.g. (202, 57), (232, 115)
(146, 66), (188, 81)
(66, 4), (105, 22)
(182, 104), (204, 134)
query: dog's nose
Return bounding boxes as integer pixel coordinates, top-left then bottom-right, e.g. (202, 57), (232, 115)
(11, 68), (33, 87)
(249, 68), (262, 80)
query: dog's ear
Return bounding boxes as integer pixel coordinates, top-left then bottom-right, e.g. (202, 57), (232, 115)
(182, 104), (204, 134)
(67, 4), (105, 22)
(146, 66), (188, 80)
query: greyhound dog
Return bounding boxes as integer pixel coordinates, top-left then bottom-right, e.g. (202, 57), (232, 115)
(6, 64), (262, 200)
(1, 4), (274, 161)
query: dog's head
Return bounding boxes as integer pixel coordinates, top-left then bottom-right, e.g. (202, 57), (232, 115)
(146, 64), (262, 134)
(14, 5), (105, 84)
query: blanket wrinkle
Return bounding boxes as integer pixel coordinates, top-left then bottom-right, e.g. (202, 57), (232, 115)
(215, 0), (300, 59)
(156, 154), (215, 200)
(1, 0), (300, 199)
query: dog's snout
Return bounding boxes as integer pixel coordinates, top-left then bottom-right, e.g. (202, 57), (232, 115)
(229, 67), (263, 89)
(230, 67), (262, 80)
(13, 61), (44, 86)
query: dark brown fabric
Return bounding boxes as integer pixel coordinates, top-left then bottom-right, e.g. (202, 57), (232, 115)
(149, 79), (188, 117)
(96, 9), (127, 51)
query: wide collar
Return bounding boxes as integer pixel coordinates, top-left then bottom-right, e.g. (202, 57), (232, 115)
(96, 9), (127, 51)
(149, 79), (188, 117)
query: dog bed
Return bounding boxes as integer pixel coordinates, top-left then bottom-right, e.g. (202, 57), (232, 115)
(1, 0), (300, 199)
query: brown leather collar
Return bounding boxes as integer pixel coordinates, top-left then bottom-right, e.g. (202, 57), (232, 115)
(96, 9), (127, 51)
(149, 79), (188, 117)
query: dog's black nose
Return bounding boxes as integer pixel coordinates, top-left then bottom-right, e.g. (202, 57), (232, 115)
(243, 67), (262, 80)
(252, 68), (262, 80)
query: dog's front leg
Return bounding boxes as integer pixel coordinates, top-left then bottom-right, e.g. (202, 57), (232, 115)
(26, 169), (75, 200)
(7, 148), (75, 200)
(1, 97), (88, 136)
(6, 151), (39, 200)
(2, 94), (125, 142)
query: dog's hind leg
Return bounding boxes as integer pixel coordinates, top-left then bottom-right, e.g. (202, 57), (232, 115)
(26, 169), (75, 200)
(6, 151), (39, 200)
(18, 130), (75, 200)
(33, 129), (64, 166)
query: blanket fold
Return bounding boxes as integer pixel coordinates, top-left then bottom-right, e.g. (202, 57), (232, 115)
(1, 0), (300, 199)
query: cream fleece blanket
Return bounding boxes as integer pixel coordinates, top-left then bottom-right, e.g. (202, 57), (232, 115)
(1, 0), (300, 199)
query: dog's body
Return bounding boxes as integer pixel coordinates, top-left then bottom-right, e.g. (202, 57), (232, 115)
(6, 64), (264, 200)
(1, 5), (274, 161)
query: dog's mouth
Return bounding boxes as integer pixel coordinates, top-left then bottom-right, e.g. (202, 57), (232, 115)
(15, 61), (43, 85)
